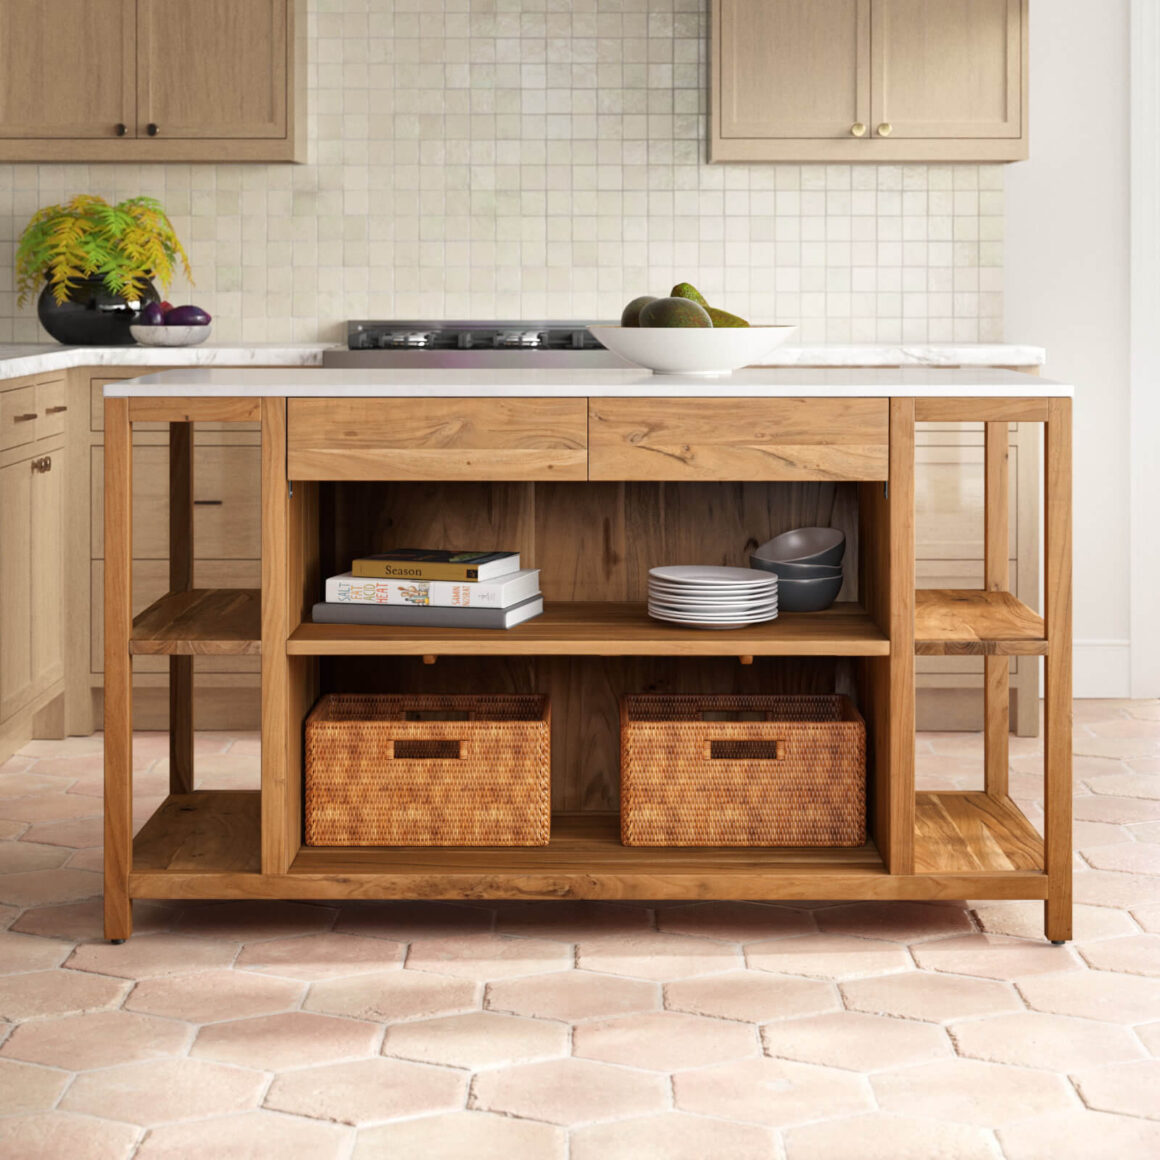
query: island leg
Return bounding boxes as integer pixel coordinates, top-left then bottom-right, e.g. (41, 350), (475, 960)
(169, 422), (195, 794)
(983, 421), (1010, 797)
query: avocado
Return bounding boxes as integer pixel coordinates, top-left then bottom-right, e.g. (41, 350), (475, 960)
(638, 296), (713, 328)
(706, 306), (750, 328)
(620, 295), (658, 327)
(671, 282), (709, 308)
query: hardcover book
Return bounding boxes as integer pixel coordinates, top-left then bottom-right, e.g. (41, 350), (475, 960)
(324, 569), (540, 609)
(351, 549), (521, 582)
(311, 594), (544, 630)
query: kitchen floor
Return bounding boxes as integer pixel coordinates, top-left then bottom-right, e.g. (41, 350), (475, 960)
(0, 703), (1158, 1159)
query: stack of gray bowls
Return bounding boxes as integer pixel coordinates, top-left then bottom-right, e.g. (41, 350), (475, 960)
(749, 528), (845, 612)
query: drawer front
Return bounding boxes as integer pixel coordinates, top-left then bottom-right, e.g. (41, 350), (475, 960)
(1, 385), (38, 452)
(35, 377), (68, 442)
(92, 444), (260, 559)
(588, 398), (890, 481)
(92, 376), (260, 435)
(287, 398), (589, 481)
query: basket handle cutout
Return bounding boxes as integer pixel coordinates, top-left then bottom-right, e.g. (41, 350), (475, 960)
(704, 739), (782, 761)
(392, 739), (462, 760)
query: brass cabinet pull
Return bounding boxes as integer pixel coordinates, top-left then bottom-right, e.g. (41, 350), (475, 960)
(31, 456), (52, 473)
(850, 122), (867, 137)
(14, 412), (37, 422)
(876, 122), (893, 137)
(46, 405), (68, 414)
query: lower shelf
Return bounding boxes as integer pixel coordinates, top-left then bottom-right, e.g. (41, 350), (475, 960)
(129, 790), (1046, 902)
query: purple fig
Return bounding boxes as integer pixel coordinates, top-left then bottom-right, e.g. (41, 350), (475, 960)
(164, 305), (212, 326)
(138, 301), (165, 326)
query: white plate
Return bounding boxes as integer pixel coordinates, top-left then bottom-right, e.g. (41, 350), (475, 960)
(649, 582), (776, 598)
(649, 609), (779, 628)
(648, 596), (779, 611)
(650, 565), (776, 587)
(648, 604), (779, 623)
(589, 325), (797, 376)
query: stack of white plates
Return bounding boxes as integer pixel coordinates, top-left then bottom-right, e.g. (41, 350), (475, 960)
(647, 565), (779, 629)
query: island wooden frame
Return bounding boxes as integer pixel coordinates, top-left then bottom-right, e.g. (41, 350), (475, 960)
(103, 390), (1072, 942)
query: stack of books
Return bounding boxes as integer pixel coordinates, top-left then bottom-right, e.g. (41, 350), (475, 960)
(312, 550), (543, 630)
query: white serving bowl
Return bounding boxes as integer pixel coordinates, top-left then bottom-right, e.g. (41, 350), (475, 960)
(589, 324), (797, 376)
(130, 324), (212, 347)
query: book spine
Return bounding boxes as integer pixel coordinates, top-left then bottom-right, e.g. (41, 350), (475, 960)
(351, 560), (492, 581)
(327, 576), (510, 608)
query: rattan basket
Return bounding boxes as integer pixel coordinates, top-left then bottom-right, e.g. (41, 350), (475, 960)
(304, 694), (551, 847)
(620, 694), (866, 847)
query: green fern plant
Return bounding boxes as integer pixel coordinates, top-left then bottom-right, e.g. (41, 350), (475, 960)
(15, 195), (193, 306)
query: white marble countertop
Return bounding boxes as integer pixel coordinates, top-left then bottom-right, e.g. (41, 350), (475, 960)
(106, 365), (1071, 399)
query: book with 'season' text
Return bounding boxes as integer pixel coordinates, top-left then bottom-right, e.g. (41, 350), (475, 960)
(351, 549), (520, 582)
(311, 594), (543, 630)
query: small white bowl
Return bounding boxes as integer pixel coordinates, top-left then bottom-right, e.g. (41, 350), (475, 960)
(589, 324), (797, 376)
(130, 324), (212, 347)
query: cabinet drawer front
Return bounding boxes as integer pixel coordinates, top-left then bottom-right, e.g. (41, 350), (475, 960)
(35, 377), (68, 442)
(588, 398), (889, 481)
(1, 386), (38, 452)
(287, 398), (589, 481)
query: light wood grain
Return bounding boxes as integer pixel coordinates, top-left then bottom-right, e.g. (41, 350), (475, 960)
(1044, 397), (1073, 942)
(1, 385), (37, 453)
(128, 398), (261, 423)
(288, 398), (588, 482)
(914, 791), (1042, 873)
(0, 458), (33, 721)
(915, 589), (1046, 655)
(130, 589), (261, 656)
(134, 792), (261, 874)
(30, 445), (64, 702)
(588, 398), (889, 481)
(34, 377), (68, 442)
(103, 397), (133, 940)
(984, 420), (1010, 796)
(168, 424), (194, 795)
(914, 397), (1048, 423)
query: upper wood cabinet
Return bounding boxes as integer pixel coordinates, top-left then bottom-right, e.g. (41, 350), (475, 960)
(712, 0), (1027, 162)
(0, 0), (303, 162)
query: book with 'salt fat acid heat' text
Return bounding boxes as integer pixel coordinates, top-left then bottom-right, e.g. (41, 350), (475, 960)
(351, 549), (521, 582)
(311, 594), (543, 630)
(324, 569), (540, 609)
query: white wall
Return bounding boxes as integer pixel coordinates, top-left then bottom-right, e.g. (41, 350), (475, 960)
(1005, 0), (1132, 696)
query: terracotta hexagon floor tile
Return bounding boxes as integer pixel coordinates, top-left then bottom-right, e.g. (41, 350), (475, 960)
(656, 901), (815, 942)
(353, 1111), (565, 1160)
(1, 1009), (191, 1070)
(11, 898), (175, 941)
(573, 1010), (760, 1070)
(1082, 844), (1160, 874)
(815, 901), (974, 942)
(235, 932), (405, 980)
(0, 772), (76, 797)
(0, 841), (70, 874)
(192, 1011), (380, 1071)
(839, 974), (1020, 1020)
(22, 816), (104, 848)
(784, 1113), (1003, 1160)
(576, 931), (742, 981)
(1073, 795), (1160, 824)
(1132, 904), (1160, 933)
(0, 867), (101, 907)
(405, 932), (573, 980)
(176, 901), (338, 941)
(0, 902), (17, 928)
(665, 970), (837, 1023)
(305, 968), (478, 1023)
(971, 900), (1136, 942)
(0, 1112), (140, 1160)
(135, 1111), (351, 1160)
(1085, 771), (1160, 796)
(1074, 819), (1135, 847)
(572, 1112), (777, 1160)
(0, 820), (25, 841)
(125, 968), (303, 1023)
(949, 1010), (1144, 1070)
(1080, 934), (1160, 976)
(62, 847), (105, 873)
(762, 1010), (952, 1071)
(1132, 820), (1160, 842)
(66, 933), (239, 979)
(910, 933), (1080, 979)
(471, 1057), (668, 1125)
(0, 1058), (69, 1115)
(1017, 969), (1160, 1023)
(674, 1056), (872, 1128)
(62, 1058), (266, 1125)
(0, 968), (129, 1021)
(1073, 869), (1160, 909)
(1072, 1059), (1160, 1119)
(485, 969), (660, 1022)
(334, 901), (494, 940)
(998, 1108), (1160, 1160)
(493, 901), (653, 939)
(0, 929), (72, 973)
(265, 1057), (466, 1125)
(745, 933), (913, 980)
(382, 1010), (567, 1069)
(870, 1057), (1076, 1127)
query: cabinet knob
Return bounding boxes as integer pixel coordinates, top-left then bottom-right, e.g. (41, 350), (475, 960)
(850, 122), (867, 138)
(115, 122), (127, 137)
(31, 456), (52, 473)
(147, 122), (159, 136)
(876, 122), (893, 137)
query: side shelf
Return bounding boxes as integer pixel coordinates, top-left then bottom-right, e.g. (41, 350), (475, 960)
(914, 589), (1045, 656)
(131, 588), (261, 655)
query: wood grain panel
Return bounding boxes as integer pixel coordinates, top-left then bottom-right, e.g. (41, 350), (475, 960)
(1, 386), (37, 452)
(914, 792), (1042, 873)
(588, 398), (889, 481)
(915, 589), (1045, 655)
(288, 398), (587, 481)
(128, 398), (261, 423)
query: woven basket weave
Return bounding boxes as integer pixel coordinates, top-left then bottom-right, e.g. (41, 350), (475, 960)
(620, 694), (866, 847)
(304, 694), (551, 847)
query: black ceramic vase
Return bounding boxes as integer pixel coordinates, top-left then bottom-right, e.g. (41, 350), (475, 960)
(37, 275), (160, 346)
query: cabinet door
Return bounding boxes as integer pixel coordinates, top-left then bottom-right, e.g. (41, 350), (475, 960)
(137, 0), (287, 139)
(717, 0), (869, 140)
(0, 459), (32, 721)
(871, 0), (1022, 139)
(0, 0), (134, 139)
(31, 452), (63, 693)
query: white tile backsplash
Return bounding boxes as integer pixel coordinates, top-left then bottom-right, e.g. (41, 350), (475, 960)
(0, 0), (1003, 345)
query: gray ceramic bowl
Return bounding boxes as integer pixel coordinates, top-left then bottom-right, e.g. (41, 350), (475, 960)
(749, 557), (842, 581)
(775, 574), (844, 613)
(753, 527), (846, 567)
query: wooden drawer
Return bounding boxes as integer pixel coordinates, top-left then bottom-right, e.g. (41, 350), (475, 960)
(91, 444), (260, 559)
(35, 377), (68, 442)
(1, 386), (38, 452)
(587, 398), (890, 481)
(286, 398), (589, 481)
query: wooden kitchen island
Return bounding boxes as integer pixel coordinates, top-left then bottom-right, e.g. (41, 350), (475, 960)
(102, 367), (1072, 942)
